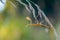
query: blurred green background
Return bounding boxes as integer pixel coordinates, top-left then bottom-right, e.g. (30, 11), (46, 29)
(0, 0), (60, 40)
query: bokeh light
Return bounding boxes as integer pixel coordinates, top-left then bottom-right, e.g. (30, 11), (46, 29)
(0, 0), (6, 12)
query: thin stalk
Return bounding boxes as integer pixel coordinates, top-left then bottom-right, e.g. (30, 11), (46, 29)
(28, 0), (58, 40)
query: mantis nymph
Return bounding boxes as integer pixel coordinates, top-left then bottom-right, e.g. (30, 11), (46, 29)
(26, 16), (49, 28)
